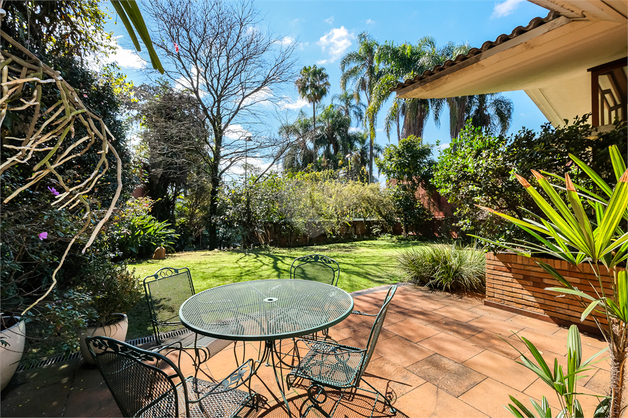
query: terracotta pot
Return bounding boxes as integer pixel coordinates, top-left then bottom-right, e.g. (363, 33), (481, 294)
(1, 316), (26, 391)
(79, 313), (128, 365)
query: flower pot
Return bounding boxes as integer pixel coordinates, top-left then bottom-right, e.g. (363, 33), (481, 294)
(79, 313), (128, 365)
(1, 316), (26, 391)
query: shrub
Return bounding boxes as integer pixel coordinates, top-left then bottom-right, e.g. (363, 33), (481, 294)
(398, 244), (485, 292)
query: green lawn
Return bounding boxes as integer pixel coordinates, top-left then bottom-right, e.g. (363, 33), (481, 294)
(126, 238), (428, 339)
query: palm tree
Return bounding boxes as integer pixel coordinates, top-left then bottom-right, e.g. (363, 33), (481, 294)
(332, 90), (365, 127)
(370, 38), (467, 142)
(295, 65), (330, 128)
(340, 32), (379, 183)
(446, 93), (513, 139)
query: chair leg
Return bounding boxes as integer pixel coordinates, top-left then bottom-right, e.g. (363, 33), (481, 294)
(360, 377), (396, 413)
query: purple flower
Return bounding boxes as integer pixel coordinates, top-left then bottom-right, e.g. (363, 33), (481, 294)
(47, 186), (60, 196)
(39, 232), (48, 240)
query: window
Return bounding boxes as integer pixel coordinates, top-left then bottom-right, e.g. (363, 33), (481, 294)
(589, 58), (627, 126)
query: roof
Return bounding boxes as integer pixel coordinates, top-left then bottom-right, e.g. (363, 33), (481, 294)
(392, 11), (562, 92)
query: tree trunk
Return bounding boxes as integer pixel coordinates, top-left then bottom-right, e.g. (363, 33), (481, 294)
(207, 131), (222, 250)
(609, 317), (627, 417)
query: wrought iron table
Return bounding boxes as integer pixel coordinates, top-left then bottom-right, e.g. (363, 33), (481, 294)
(179, 279), (354, 415)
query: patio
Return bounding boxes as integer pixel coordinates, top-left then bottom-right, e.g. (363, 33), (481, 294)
(1, 284), (608, 417)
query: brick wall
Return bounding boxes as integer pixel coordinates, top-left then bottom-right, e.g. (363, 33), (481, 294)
(485, 252), (617, 330)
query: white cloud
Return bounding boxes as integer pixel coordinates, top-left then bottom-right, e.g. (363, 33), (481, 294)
(365, 19), (375, 25)
(224, 125), (251, 140)
(243, 87), (273, 106)
(173, 66), (206, 97)
(279, 36), (296, 46)
(324, 16), (334, 24)
(88, 43), (146, 71)
(228, 157), (273, 177)
(437, 142), (450, 150)
(279, 97), (310, 110)
(317, 27), (354, 64)
(491, 0), (525, 18)
(348, 127), (363, 133)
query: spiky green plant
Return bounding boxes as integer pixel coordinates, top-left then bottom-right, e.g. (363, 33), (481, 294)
(475, 145), (627, 417)
(397, 243), (485, 292)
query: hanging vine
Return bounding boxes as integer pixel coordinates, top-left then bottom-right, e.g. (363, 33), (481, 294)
(0, 29), (123, 315)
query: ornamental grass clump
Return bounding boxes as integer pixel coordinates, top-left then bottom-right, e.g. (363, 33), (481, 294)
(397, 244), (485, 292)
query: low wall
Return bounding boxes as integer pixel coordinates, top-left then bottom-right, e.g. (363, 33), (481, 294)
(485, 252), (616, 332)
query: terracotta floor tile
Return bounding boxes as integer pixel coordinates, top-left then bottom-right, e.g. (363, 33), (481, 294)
(505, 315), (564, 335)
(463, 350), (537, 392)
(389, 307), (445, 325)
(375, 336), (435, 367)
(419, 333), (485, 363)
(584, 368), (610, 395)
(406, 354), (486, 397)
(466, 330), (528, 359)
(434, 306), (483, 322)
(362, 356), (426, 398)
(426, 317), (484, 339)
(466, 315), (525, 337)
(459, 378), (527, 418)
(336, 324), (396, 348)
(394, 382), (489, 418)
(507, 329), (568, 357)
(580, 341), (610, 371)
(385, 318), (440, 342)
(468, 305), (518, 320)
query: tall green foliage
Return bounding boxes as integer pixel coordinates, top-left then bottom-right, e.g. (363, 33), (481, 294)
(433, 117), (627, 244)
(295, 65), (330, 128)
(376, 136), (434, 236)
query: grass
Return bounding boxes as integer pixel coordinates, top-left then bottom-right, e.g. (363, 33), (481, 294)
(126, 238), (429, 339)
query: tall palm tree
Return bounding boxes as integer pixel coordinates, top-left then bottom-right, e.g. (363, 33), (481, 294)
(340, 32), (379, 182)
(332, 90), (365, 127)
(370, 38), (467, 142)
(295, 65), (330, 128)
(446, 93), (513, 139)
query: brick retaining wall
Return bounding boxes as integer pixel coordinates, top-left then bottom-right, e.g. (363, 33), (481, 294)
(485, 252), (617, 331)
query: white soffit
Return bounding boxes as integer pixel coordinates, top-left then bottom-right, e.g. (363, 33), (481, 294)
(396, 16), (627, 100)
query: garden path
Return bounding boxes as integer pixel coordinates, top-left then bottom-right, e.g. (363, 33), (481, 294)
(1, 285), (608, 417)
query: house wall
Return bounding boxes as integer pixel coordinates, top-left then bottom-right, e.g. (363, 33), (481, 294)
(485, 252), (617, 332)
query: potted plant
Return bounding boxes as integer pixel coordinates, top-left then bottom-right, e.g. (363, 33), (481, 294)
(1, 315), (26, 391)
(75, 257), (142, 365)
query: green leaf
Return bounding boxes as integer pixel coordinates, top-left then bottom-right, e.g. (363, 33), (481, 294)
(593, 396), (611, 417)
(508, 396), (536, 418)
(580, 299), (602, 321)
(537, 262), (576, 290)
(595, 171), (628, 258)
(609, 145), (627, 182)
(568, 153), (613, 197)
(545, 287), (596, 301)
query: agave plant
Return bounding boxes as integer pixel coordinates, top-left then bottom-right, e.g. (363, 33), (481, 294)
(474, 145), (627, 417)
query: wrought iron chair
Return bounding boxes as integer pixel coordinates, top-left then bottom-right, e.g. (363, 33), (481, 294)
(86, 336), (258, 418)
(290, 254), (340, 286)
(287, 285), (398, 417)
(143, 267), (231, 368)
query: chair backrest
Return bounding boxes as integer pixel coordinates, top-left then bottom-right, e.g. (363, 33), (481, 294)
(357, 285), (397, 382)
(290, 254), (340, 286)
(143, 267), (195, 343)
(86, 336), (188, 417)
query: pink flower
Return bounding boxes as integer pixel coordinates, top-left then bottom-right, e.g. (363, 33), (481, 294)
(174, 42), (179, 53)
(47, 186), (60, 196)
(83, 94), (88, 98)
(39, 232), (48, 240)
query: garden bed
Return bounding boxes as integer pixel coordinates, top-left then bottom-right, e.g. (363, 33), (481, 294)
(485, 252), (617, 333)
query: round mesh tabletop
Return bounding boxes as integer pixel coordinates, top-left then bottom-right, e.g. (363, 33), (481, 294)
(179, 279), (354, 341)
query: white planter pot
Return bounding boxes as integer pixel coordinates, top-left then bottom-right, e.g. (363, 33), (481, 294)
(1, 316), (26, 391)
(79, 313), (128, 365)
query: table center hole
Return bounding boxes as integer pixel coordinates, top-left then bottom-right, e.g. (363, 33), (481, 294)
(263, 297), (278, 303)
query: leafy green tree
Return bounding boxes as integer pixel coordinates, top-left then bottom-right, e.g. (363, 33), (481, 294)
(295, 65), (330, 128)
(376, 135), (434, 237)
(447, 93), (513, 139)
(340, 32), (379, 182)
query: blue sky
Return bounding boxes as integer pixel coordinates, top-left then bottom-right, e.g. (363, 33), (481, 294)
(105, 0), (550, 160)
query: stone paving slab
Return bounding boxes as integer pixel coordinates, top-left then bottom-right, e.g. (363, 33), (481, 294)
(1, 284), (609, 418)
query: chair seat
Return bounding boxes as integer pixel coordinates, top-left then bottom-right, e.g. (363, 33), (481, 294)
(290, 341), (365, 388)
(140, 376), (254, 418)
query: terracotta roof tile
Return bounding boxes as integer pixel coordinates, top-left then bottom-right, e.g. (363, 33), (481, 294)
(393, 11), (563, 92)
